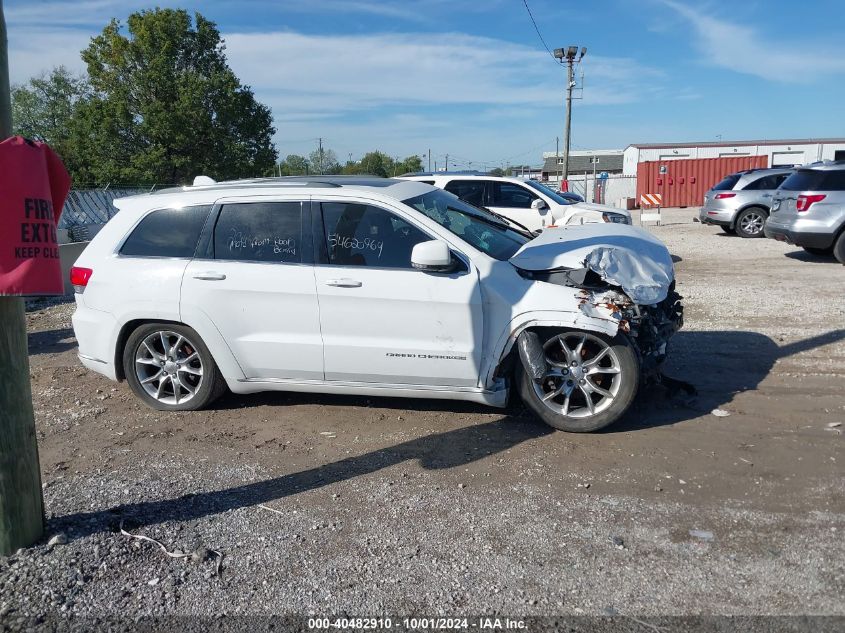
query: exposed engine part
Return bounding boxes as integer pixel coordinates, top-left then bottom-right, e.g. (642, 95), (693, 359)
(620, 284), (684, 373)
(517, 330), (548, 381)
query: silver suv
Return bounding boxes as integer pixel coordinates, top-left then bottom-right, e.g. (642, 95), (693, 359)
(764, 161), (845, 263)
(699, 168), (793, 238)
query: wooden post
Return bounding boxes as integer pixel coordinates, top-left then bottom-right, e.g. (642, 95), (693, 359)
(0, 0), (45, 556)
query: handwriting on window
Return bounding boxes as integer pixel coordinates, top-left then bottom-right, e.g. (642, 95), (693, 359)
(228, 229), (296, 258)
(328, 233), (384, 259)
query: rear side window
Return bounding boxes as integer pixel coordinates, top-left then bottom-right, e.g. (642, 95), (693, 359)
(213, 202), (302, 263)
(743, 174), (789, 190)
(712, 174), (741, 191)
(120, 205), (212, 258)
(819, 170), (845, 190)
(780, 170), (826, 191)
(444, 180), (486, 207)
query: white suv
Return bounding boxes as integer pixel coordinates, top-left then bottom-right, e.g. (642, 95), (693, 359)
(398, 173), (631, 232)
(70, 176), (681, 432)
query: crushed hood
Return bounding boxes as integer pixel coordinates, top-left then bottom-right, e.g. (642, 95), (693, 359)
(510, 223), (675, 305)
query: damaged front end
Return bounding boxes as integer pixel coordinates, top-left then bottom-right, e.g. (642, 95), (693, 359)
(511, 223), (683, 373)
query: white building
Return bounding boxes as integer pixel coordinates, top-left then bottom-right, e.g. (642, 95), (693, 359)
(622, 138), (845, 176)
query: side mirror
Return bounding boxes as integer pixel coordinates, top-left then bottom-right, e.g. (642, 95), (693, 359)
(531, 198), (548, 213)
(411, 240), (456, 273)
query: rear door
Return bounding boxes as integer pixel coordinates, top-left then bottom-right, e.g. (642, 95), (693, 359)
(312, 198), (483, 387)
(181, 197), (323, 381)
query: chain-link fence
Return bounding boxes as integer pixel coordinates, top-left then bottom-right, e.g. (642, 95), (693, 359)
(59, 188), (153, 242)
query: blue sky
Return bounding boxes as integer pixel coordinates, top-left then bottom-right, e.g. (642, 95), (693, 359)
(6, 0), (845, 169)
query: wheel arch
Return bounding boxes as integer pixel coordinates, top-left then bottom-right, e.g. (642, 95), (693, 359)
(113, 318), (245, 385)
(486, 312), (619, 388)
(731, 204), (769, 228)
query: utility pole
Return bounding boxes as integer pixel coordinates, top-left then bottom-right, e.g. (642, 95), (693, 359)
(317, 137), (324, 175)
(427, 149), (431, 172)
(0, 0), (45, 556)
(445, 154), (449, 172)
(553, 46), (586, 190)
(556, 136), (560, 188)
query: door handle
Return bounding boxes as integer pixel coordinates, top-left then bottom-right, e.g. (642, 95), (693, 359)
(325, 278), (362, 288)
(192, 272), (226, 281)
(761, 193), (772, 198)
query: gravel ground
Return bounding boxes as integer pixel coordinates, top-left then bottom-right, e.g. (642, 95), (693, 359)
(2, 209), (844, 626)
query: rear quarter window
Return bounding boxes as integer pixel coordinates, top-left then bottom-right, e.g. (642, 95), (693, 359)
(119, 205), (212, 258)
(712, 174), (741, 191)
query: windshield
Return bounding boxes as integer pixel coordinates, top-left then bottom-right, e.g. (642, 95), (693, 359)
(402, 190), (530, 261)
(522, 179), (575, 205)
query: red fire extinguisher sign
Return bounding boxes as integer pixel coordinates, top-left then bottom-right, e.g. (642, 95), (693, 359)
(0, 136), (71, 296)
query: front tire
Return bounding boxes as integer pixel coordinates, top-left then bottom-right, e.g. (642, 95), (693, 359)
(123, 323), (227, 411)
(735, 207), (767, 238)
(517, 330), (639, 432)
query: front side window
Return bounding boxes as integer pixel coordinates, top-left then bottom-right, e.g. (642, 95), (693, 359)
(743, 175), (779, 190)
(120, 205), (212, 258)
(322, 202), (430, 268)
(213, 202), (302, 263)
(489, 182), (537, 208)
(523, 180), (573, 205)
(444, 180), (486, 207)
(402, 190), (529, 261)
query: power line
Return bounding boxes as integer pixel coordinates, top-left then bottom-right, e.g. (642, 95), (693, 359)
(522, 0), (556, 61)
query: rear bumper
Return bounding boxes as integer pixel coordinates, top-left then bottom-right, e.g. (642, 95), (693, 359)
(698, 206), (736, 227)
(71, 297), (119, 381)
(764, 217), (836, 249)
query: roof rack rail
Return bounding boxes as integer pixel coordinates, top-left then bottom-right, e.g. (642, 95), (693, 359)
(400, 170), (489, 177)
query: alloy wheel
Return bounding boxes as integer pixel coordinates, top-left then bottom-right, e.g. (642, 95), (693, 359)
(531, 332), (623, 419)
(134, 330), (204, 405)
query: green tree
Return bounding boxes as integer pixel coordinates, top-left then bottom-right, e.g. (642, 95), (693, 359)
(277, 154), (309, 175)
(489, 167), (505, 177)
(11, 66), (89, 159)
(308, 148), (340, 175)
(68, 9), (276, 185)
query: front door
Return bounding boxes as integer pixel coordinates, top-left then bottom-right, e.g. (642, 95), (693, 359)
(485, 180), (549, 230)
(313, 199), (483, 387)
(181, 199), (323, 381)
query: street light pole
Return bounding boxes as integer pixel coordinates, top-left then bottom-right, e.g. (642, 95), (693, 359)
(554, 46), (586, 190)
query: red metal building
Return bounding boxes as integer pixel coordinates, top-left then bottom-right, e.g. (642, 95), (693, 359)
(636, 156), (768, 207)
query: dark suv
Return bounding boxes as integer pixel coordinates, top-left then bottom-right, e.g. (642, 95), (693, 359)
(764, 162), (845, 263)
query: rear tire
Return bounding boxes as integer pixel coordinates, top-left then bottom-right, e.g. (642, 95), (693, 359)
(517, 329), (639, 433)
(735, 207), (767, 238)
(123, 323), (227, 411)
(833, 231), (845, 265)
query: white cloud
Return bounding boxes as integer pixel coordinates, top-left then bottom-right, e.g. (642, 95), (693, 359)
(223, 30), (662, 117)
(661, 0), (845, 82)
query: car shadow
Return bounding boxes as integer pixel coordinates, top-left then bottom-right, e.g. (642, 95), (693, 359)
(45, 328), (845, 539)
(784, 250), (839, 263)
(50, 415), (553, 539)
(609, 328), (845, 432)
(28, 327), (77, 355)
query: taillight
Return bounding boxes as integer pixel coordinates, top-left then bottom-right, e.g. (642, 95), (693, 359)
(714, 193), (736, 199)
(796, 194), (826, 212)
(70, 266), (93, 293)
